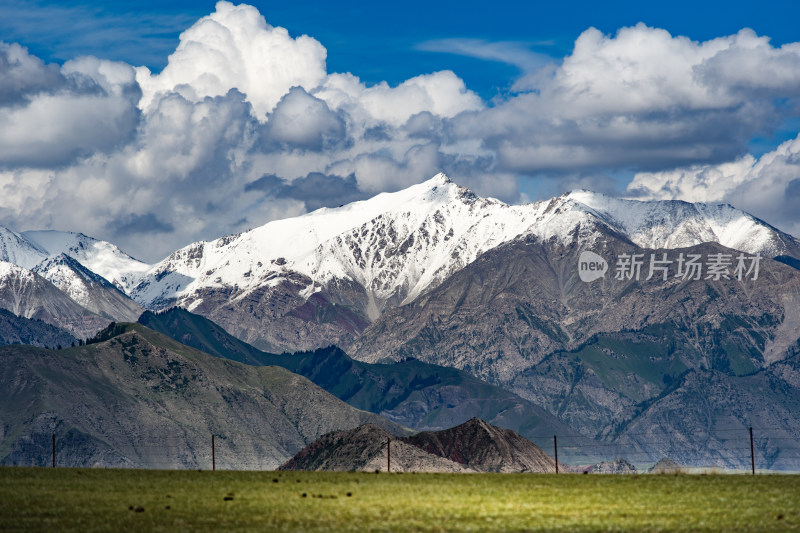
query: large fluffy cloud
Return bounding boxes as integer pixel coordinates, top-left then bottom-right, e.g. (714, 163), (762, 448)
(135, 1), (326, 119)
(451, 25), (800, 175)
(2, 2), (800, 262)
(0, 43), (140, 168)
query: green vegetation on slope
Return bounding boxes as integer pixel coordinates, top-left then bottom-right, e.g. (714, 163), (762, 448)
(1, 468), (798, 532)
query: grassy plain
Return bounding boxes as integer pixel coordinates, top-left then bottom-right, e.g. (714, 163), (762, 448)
(1, 467), (798, 532)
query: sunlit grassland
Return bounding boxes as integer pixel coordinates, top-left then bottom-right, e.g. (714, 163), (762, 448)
(1, 467), (798, 532)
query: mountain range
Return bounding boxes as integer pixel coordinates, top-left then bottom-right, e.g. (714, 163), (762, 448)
(0, 323), (403, 469)
(1, 174), (800, 469)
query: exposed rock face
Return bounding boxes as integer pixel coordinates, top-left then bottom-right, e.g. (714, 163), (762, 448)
(402, 418), (556, 473)
(348, 235), (800, 464)
(279, 424), (473, 473)
(0, 261), (109, 340)
(33, 254), (143, 322)
(0, 324), (404, 469)
(584, 458), (637, 474)
(351, 236), (800, 384)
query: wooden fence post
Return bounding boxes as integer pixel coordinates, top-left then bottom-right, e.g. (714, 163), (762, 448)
(554, 435), (558, 474)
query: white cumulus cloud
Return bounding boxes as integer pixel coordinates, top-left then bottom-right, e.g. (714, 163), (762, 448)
(2, 5), (800, 262)
(135, 1), (327, 119)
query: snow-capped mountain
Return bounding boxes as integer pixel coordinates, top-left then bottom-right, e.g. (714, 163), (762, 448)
(0, 227), (147, 338)
(0, 260), (110, 339)
(0, 227), (47, 269)
(133, 174), (799, 311)
(0, 227), (151, 293)
(126, 173), (799, 352)
(567, 190), (800, 258)
(131, 174), (560, 312)
(22, 230), (150, 293)
(33, 254), (143, 322)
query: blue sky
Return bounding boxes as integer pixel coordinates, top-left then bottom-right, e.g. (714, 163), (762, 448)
(6, 0), (800, 100)
(2, 0), (800, 260)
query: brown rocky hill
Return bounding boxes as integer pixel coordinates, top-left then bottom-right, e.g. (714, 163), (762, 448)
(281, 419), (557, 473)
(279, 424), (473, 473)
(402, 418), (556, 473)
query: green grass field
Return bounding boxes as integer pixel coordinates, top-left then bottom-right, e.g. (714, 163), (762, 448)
(1, 468), (798, 532)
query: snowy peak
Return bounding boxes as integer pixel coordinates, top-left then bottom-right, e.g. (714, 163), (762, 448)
(0, 227), (47, 269)
(22, 230), (150, 292)
(34, 254), (114, 302)
(32, 254), (143, 322)
(129, 174), (534, 310)
(564, 190), (797, 256)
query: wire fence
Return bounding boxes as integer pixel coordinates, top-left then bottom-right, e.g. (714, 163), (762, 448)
(6, 425), (800, 473)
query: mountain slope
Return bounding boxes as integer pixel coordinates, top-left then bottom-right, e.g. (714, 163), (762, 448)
(352, 236), (800, 381)
(0, 308), (77, 348)
(346, 233), (800, 464)
(137, 308), (271, 366)
(0, 323), (405, 469)
(33, 254), (143, 322)
(613, 353), (800, 470)
(0, 261), (109, 339)
(127, 175), (800, 354)
(137, 307), (582, 450)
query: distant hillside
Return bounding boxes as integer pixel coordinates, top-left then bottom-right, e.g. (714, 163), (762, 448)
(138, 308), (271, 366)
(0, 323), (404, 469)
(138, 308), (581, 451)
(0, 308), (77, 348)
(402, 418), (556, 473)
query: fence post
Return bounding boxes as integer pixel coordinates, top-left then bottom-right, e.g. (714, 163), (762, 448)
(52, 433), (55, 468)
(212, 434), (216, 472)
(749, 427), (755, 475)
(387, 438), (391, 473)
(554, 435), (558, 474)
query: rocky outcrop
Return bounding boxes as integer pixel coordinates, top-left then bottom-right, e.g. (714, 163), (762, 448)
(282, 418), (557, 473)
(402, 418), (556, 473)
(279, 424), (472, 473)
